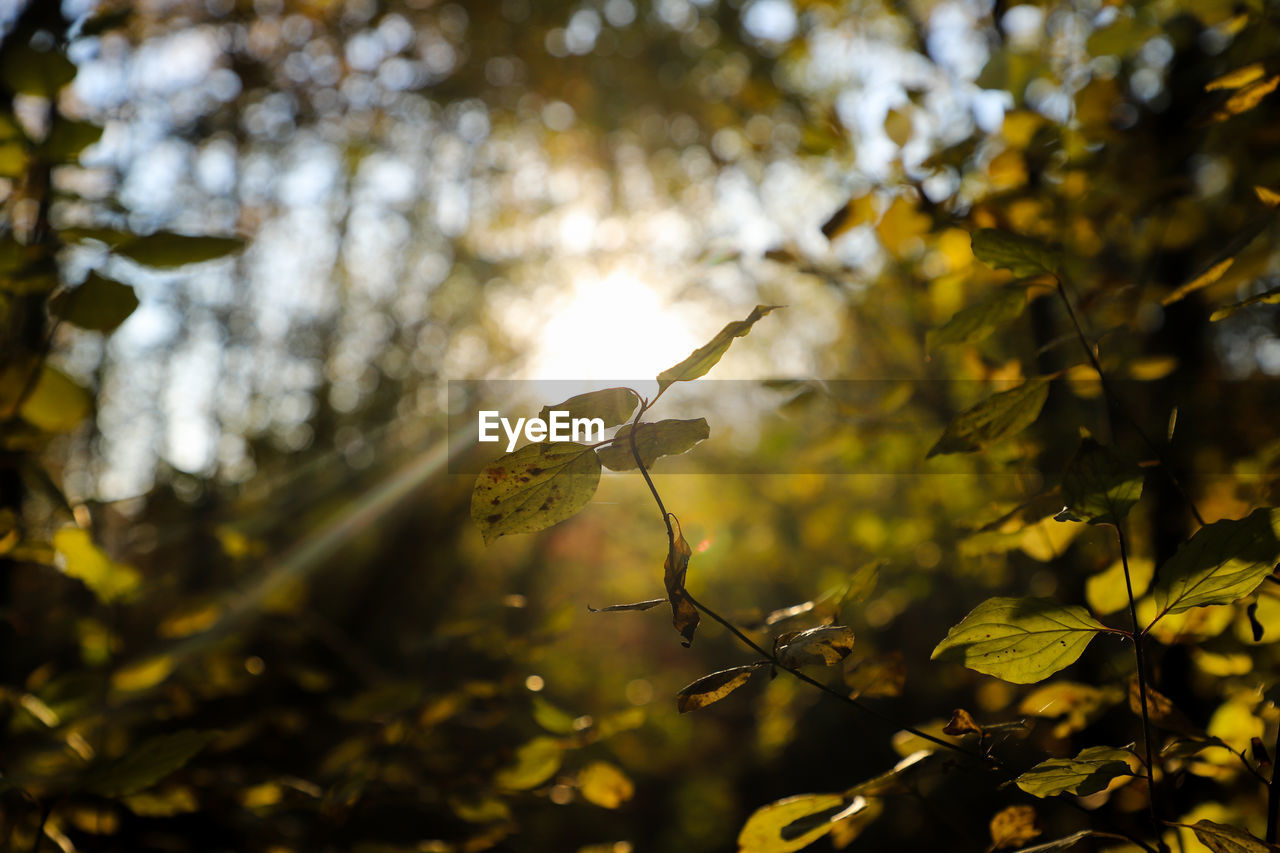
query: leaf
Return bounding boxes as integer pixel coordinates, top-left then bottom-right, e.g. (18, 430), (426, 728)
(597, 418), (710, 471)
(677, 663), (767, 713)
(665, 528), (699, 646)
(942, 708), (983, 736)
(1019, 681), (1125, 738)
(1211, 75), (1279, 122)
(1163, 258), (1235, 306)
(1206, 63), (1266, 91)
(1256, 187), (1280, 207)
(1189, 820), (1280, 853)
(926, 286), (1027, 351)
(1057, 438), (1143, 525)
(84, 731), (218, 797)
(1086, 556), (1154, 616)
(471, 442), (602, 544)
(50, 272), (140, 332)
(971, 229), (1060, 277)
(990, 804), (1042, 850)
(821, 195), (875, 240)
(845, 651), (906, 700)
(776, 626), (855, 667)
(829, 797), (882, 848)
(1129, 677), (1199, 737)
(538, 387), (639, 429)
(0, 43), (76, 97)
(1015, 746), (1133, 797)
(927, 378), (1051, 458)
(1211, 285), (1280, 322)
(532, 696), (577, 735)
(1017, 831), (1096, 853)
(41, 118), (103, 163)
(930, 597), (1106, 684)
(738, 793), (847, 853)
(54, 527), (141, 604)
(494, 737), (562, 790)
(657, 305), (781, 391)
(115, 233), (245, 269)
(19, 365), (91, 432)
(1151, 508), (1280, 620)
(577, 761), (634, 808)
(587, 598), (666, 612)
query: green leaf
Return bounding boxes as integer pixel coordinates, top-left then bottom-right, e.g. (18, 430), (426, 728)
(41, 118), (103, 163)
(930, 597), (1106, 684)
(1188, 820), (1280, 853)
(971, 229), (1060, 277)
(1151, 508), (1280, 620)
(531, 696), (577, 735)
(677, 663), (766, 713)
(0, 43), (76, 97)
(50, 272), (139, 332)
(19, 365), (91, 432)
(738, 793), (847, 853)
(116, 233), (245, 268)
(1057, 438), (1143, 525)
(926, 286), (1027, 351)
(471, 442), (602, 543)
(493, 736), (562, 790)
(657, 305), (781, 391)
(776, 626), (855, 667)
(538, 387), (639, 429)
(54, 527), (142, 604)
(1015, 746), (1133, 797)
(597, 418), (710, 471)
(84, 730), (218, 797)
(927, 378), (1051, 458)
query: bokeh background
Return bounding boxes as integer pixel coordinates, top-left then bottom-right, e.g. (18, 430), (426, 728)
(3, 0), (1280, 850)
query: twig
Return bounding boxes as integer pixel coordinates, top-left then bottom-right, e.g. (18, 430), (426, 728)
(1118, 523), (1159, 831)
(1267, 722), (1280, 843)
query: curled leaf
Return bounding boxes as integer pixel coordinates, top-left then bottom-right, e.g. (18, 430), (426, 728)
(677, 662), (768, 713)
(942, 708), (983, 737)
(665, 529), (699, 646)
(776, 625), (855, 667)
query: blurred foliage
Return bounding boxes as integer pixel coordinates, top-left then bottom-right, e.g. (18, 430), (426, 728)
(1, 0), (1280, 850)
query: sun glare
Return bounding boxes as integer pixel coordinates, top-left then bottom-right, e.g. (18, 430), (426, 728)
(531, 270), (701, 383)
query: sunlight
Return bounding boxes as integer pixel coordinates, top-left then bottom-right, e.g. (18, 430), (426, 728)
(530, 269), (702, 383)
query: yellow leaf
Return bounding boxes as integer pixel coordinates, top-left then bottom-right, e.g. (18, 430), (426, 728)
(112, 655), (176, 692)
(875, 196), (931, 258)
(19, 365), (90, 432)
(1163, 258), (1234, 306)
(1001, 111), (1044, 148)
(988, 149), (1028, 191)
(1205, 62), (1265, 91)
(990, 805), (1042, 850)
(738, 793), (846, 853)
(1254, 186), (1280, 207)
(54, 527), (141, 604)
(1086, 556), (1154, 615)
(494, 737), (562, 790)
(884, 108), (912, 147)
(1212, 75), (1279, 121)
(578, 761), (634, 809)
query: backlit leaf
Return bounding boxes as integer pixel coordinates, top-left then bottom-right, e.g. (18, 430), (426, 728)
(926, 286), (1027, 351)
(1086, 555), (1154, 615)
(577, 761), (634, 808)
(1163, 258), (1234, 306)
(532, 696), (577, 735)
(1211, 75), (1279, 121)
(1210, 285), (1280, 322)
(990, 804), (1042, 850)
(116, 233), (245, 269)
(1256, 186), (1280, 207)
(84, 730), (218, 797)
(677, 663), (767, 713)
(738, 793), (846, 853)
(1015, 745), (1133, 797)
(657, 305), (781, 391)
(19, 365), (91, 432)
(1019, 681), (1125, 738)
(777, 625), (855, 667)
(1129, 677), (1199, 737)
(1189, 820), (1279, 853)
(971, 229), (1060, 277)
(1151, 508), (1280, 620)
(0, 43), (76, 97)
(1058, 438), (1143, 525)
(538, 387), (639, 429)
(51, 272), (139, 332)
(1206, 63), (1266, 90)
(845, 651), (906, 699)
(597, 418), (710, 471)
(471, 442), (602, 543)
(54, 527), (141, 604)
(494, 737), (562, 790)
(927, 378), (1051, 458)
(931, 597), (1106, 684)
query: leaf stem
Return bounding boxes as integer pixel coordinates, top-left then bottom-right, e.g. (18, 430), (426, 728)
(1117, 522), (1159, 830)
(1053, 279), (1205, 527)
(1267, 721), (1280, 843)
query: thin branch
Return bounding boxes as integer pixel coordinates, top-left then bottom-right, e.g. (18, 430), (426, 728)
(1268, 721), (1280, 843)
(1118, 522), (1159, 830)
(1053, 279), (1205, 526)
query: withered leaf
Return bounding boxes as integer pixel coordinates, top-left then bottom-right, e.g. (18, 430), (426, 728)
(676, 662), (768, 713)
(665, 529), (698, 646)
